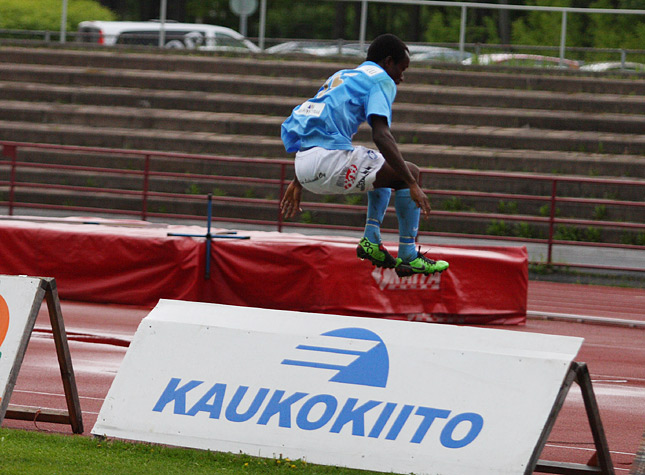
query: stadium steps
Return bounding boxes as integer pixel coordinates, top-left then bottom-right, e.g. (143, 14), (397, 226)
(2, 100), (645, 156)
(10, 164), (643, 224)
(2, 119), (644, 183)
(2, 83), (645, 134)
(1, 46), (644, 95)
(0, 46), (643, 242)
(11, 145), (644, 181)
(3, 63), (645, 116)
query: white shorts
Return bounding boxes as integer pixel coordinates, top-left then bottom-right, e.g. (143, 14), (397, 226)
(294, 146), (385, 195)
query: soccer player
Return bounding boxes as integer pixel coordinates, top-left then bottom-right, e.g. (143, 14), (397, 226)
(279, 34), (449, 277)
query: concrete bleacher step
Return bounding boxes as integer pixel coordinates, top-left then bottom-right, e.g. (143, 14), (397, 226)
(13, 145), (644, 180)
(1, 46), (644, 95)
(2, 63), (645, 116)
(3, 119), (644, 179)
(2, 83), (644, 134)
(2, 101), (644, 156)
(11, 165), (643, 223)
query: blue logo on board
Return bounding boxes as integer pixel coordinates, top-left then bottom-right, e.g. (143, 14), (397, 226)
(152, 325), (485, 448)
(281, 328), (389, 388)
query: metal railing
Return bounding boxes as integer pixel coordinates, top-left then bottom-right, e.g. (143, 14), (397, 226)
(1, 141), (643, 273)
(331, 0), (645, 65)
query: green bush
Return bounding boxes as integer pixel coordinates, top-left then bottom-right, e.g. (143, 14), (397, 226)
(486, 219), (512, 236)
(0, 0), (116, 31)
(497, 200), (519, 215)
(621, 232), (645, 246)
(441, 197), (474, 212)
(592, 205), (607, 221)
(554, 225), (602, 243)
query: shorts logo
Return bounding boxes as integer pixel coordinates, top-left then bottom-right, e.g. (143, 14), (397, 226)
(366, 150), (378, 160)
(282, 328), (389, 388)
(344, 165), (358, 190)
(0, 294), (9, 360)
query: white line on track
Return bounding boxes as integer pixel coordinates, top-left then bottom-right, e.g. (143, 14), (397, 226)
(13, 389), (105, 402)
(527, 311), (645, 328)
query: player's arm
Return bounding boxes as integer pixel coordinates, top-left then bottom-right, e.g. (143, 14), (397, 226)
(280, 177), (303, 219)
(371, 115), (431, 218)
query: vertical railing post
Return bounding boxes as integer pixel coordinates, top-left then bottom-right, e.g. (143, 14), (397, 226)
(547, 179), (558, 265)
(277, 163), (286, 233)
(359, 0), (368, 53)
(142, 154), (151, 220)
(459, 5), (467, 62)
(559, 10), (568, 67)
(4, 144), (18, 216)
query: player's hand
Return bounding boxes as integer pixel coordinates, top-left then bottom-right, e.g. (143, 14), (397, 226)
(280, 179), (303, 219)
(410, 182), (431, 220)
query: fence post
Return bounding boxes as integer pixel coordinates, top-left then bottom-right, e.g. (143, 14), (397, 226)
(142, 154), (151, 220)
(4, 144), (18, 216)
(359, 0), (368, 53)
(547, 179), (558, 265)
(459, 5), (467, 60)
(559, 10), (568, 66)
(277, 163), (286, 233)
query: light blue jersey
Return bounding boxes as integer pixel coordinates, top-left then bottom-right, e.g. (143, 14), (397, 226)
(281, 61), (397, 153)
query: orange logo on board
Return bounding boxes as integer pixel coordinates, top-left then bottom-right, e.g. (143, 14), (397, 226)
(0, 294), (9, 353)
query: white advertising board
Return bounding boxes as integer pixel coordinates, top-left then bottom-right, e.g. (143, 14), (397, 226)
(0, 275), (45, 420)
(93, 300), (583, 475)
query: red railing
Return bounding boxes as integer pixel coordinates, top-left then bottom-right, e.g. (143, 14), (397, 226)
(1, 141), (643, 273)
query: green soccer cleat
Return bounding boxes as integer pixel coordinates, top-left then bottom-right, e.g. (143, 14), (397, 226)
(395, 249), (449, 277)
(356, 237), (397, 269)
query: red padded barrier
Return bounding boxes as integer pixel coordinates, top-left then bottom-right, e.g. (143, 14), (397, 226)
(0, 218), (527, 324)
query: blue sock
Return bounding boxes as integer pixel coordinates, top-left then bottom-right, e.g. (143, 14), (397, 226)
(363, 188), (391, 243)
(395, 188), (420, 262)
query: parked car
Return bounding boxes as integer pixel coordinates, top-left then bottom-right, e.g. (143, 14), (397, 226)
(579, 61), (645, 72)
(76, 20), (260, 53)
(266, 40), (470, 63)
(462, 53), (580, 69)
(407, 45), (472, 63)
(265, 40), (363, 57)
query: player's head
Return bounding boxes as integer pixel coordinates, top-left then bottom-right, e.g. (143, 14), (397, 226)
(366, 34), (410, 84)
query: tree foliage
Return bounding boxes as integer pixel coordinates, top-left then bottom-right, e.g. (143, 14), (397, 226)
(0, 0), (116, 31)
(2, 0), (644, 55)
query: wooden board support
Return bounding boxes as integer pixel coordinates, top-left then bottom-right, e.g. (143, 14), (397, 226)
(529, 362), (614, 475)
(0, 276), (83, 434)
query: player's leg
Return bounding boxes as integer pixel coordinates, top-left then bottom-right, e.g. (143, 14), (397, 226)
(374, 162), (449, 276)
(335, 146), (396, 268)
(357, 187), (397, 268)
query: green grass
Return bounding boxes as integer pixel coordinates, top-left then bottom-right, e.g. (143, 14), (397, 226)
(0, 428), (382, 475)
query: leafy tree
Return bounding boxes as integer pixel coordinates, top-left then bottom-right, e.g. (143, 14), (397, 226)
(0, 0), (116, 31)
(588, 0), (645, 51)
(511, 0), (587, 48)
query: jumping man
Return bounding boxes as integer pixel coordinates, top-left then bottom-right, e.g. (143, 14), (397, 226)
(279, 34), (449, 277)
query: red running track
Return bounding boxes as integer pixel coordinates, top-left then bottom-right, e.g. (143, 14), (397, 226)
(3, 281), (644, 474)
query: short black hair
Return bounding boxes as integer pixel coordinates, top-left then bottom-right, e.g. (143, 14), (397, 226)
(366, 34), (409, 64)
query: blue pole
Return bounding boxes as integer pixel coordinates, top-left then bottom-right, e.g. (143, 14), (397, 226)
(205, 193), (212, 279)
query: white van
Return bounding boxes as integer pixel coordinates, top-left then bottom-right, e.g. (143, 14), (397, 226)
(77, 20), (260, 53)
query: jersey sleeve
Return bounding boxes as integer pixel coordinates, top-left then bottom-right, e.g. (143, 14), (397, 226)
(365, 77), (396, 127)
